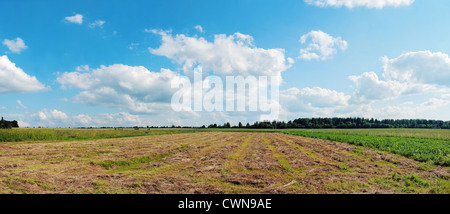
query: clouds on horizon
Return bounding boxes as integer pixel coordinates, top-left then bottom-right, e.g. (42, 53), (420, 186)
(304, 0), (415, 9)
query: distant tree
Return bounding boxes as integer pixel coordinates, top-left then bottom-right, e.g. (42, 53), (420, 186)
(0, 117), (17, 129)
(224, 122), (231, 128)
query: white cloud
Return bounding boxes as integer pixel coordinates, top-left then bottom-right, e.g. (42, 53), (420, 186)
(0, 55), (48, 93)
(75, 65), (90, 72)
(149, 30), (293, 81)
(298, 87), (350, 107)
(16, 100), (27, 109)
(280, 86), (350, 112)
(2, 38), (28, 53)
(348, 71), (433, 103)
(420, 98), (450, 108)
(57, 64), (184, 114)
(349, 98), (450, 120)
(382, 51), (450, 87)
(100, 112), (143, 125)
(347, 51), (450, 103)
(304, 0), (414, 9)
(9, 109), (148, 127)
(18, 121), (30, 127)
(73, 114), (92, 125)
(349, 72), (409, 102)
(34, 109), (69, 126)
(194, 25), (204, 33)
(89, 20), (105, 28)
(65, 14), (83, 24)
(299, 30), (347, 61)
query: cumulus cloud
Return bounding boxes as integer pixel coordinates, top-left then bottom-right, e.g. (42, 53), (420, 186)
(73, 114), (92, 125)
(2, 38), (28, 53)
(347, 51), (450, 103)
(299, 30), (347, 61)
(382, 51), (450, 87)
(149, 30), (293, 81)
(0, 55), (47, 93)
(297, 87), (350, 107)
(348, 72), (422, 103)
(304, 0), (414, 9)
(34, 109), (70, 126)
(280, 86), (350, 112)
(57, 64), (184, 114)
(65, 14), (83, 24)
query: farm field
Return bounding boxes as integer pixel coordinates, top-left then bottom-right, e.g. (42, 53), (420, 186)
(0, 128), (205, 142)
(281, 129), (450, 166)
(0, 131), (448, 194)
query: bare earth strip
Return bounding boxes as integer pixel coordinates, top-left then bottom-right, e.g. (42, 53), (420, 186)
(0, 132), (448, 194)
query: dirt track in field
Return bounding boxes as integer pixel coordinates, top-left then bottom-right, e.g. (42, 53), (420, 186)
(0, 132), (448, 194)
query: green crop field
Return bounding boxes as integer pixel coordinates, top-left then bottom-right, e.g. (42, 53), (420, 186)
(281, 129), (450, 166)
(0, 128), (205, 142)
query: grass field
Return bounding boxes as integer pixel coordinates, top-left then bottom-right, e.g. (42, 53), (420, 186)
(0, 128), (205, 142)
(0, 130), (449, 194)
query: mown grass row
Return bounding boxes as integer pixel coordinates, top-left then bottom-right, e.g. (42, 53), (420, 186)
(97, 153), (172, 170)
(282, 130), (450, 166)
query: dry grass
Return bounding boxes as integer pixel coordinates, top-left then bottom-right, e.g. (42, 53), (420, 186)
(0, 132), (448, 194)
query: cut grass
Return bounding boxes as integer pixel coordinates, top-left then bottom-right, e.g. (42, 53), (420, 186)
(261, 134), (294, 172)
(98, 153), (172, 170)
(0, 131), (448, 194)
(370, 172), (436, 193)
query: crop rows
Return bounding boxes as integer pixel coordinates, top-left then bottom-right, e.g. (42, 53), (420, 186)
(282, 130), (450, 166)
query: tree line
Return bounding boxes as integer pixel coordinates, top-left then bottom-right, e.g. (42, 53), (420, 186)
(0, 117), (19, 129)
(207, 117), (450, 129)
(2, 116), (450, 129)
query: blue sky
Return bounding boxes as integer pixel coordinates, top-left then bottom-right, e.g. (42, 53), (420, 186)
(1, 0), (450, 127)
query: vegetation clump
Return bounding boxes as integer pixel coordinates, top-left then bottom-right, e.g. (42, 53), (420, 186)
(0, 117), (19, 129)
